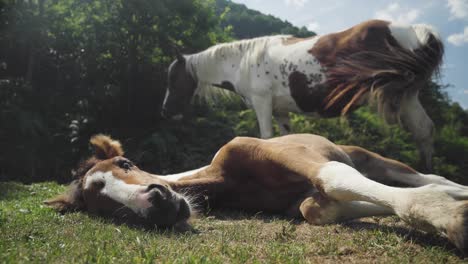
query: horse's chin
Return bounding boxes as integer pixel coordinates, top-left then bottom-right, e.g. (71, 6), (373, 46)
(172, 114), (183, 121)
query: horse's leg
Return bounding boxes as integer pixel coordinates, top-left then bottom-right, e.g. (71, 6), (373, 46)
(339, 145), (467, 189)
(295, 191), (393, 224)
(399, 92), (435, 172)
(274, 114), (291, 136)
(315, 161), (468, 252)
(251, 94), (274, 138)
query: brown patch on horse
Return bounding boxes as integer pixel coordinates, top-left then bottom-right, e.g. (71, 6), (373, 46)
(90, 134), (124, 160)
(310, 20), (392, 67)
(212, 81), (235, 91)
(288, 71), (325, 113)
(288, 71), (356, 117)
(309, 19), (444, 122)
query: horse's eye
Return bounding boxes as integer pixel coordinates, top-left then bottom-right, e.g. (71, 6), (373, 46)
(117, 160), (133, 170)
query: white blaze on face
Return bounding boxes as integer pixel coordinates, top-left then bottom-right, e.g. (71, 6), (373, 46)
(84, 171), (152, 216)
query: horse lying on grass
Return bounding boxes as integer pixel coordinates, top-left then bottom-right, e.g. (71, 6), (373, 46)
(47, 134), (468, 253)
(161, 19), (444, 171)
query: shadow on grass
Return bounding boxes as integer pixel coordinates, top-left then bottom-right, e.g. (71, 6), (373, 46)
(47, 202), (466, 258)
(189, 209), (465, 257)
(340, 220), (462, 257)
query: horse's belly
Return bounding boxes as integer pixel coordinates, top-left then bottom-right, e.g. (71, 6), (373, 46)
(272, 95), (302, 113)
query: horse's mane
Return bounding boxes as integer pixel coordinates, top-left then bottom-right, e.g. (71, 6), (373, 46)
(187, 35), (290, 104)
(324, 32), (444, 124)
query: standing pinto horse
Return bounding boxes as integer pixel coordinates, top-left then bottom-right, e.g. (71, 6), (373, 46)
(161, 20), (444, 171)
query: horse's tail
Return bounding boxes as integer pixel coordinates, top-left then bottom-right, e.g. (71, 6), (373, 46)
(323, 23), (444, 124)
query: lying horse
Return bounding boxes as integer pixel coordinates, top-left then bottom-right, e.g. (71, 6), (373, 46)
(47, 134), (468, 253)
(161, 19), (444, 171)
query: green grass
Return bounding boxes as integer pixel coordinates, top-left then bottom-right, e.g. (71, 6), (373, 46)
(0, 182), (466, 263)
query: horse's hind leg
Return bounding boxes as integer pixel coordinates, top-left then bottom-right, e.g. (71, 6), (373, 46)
(315, 161), (468, 252)
(274, 114), (291, 135)
(297, 191), (393, 225)
(339, 145), (466, 189)
(399, 92), (435, 172)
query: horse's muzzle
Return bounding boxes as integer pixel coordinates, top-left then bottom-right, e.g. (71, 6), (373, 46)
(144, 184), (191, 227)
(161, 108), (184, 121)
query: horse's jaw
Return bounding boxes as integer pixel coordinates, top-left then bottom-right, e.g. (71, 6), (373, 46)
(172, 114), (183, 121)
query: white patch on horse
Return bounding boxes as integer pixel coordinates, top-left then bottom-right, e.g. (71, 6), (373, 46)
(316, 161), (468, 235)
(413, 23), (441, 43)
(389, 22), (439, 50)
(388, 23), (421, 51)
(85, 171), (151, 216)
(185, 35), (326, 138)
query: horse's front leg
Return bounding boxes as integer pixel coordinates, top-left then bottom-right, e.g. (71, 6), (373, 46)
(251, 94), (274, 138)
(400, 92), (435, 172)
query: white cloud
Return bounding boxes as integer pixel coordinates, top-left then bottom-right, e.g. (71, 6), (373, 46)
(447, 0), (468, 20)
(375, 3), (421, 24)
(307, 21), (320, 32)
(448, 26), (468, 46)
(285, 0), (308, 8)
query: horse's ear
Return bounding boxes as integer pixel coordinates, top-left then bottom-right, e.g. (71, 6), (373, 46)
(89, 134), (124, 159)
(44, 180), (83, 213)
(174, 47), (185, 62)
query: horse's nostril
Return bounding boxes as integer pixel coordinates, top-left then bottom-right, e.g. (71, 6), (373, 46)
(147, 184), (165, 192)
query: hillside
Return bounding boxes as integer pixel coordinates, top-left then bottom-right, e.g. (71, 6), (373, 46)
(215, 0), (315, 38)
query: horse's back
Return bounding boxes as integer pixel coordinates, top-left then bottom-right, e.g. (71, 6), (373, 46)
(212, 135), (353, 172)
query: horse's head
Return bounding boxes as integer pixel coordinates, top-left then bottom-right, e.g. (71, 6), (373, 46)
(161, 55), (197, 120)
(45, 135), (192, 228)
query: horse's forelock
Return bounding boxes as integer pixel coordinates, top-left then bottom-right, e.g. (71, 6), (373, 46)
(72, 157), (101, 180)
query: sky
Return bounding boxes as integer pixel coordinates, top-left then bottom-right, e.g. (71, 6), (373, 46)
(232, 0), (468, 109)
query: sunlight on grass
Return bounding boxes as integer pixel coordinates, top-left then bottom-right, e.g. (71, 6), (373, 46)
(0, 182), (465, 263)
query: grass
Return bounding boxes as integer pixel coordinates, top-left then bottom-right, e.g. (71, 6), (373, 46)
(1, 181), (466, 263)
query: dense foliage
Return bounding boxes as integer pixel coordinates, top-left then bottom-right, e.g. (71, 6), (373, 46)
(0, 0), (467, 184)
(215, 0), (315, 38)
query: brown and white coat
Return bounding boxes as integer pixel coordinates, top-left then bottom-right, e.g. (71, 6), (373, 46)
(47, 134), (468, 253)
(162, 20), (444, 170)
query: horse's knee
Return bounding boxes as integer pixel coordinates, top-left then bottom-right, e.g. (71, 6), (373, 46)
(299, 195), (339, 225)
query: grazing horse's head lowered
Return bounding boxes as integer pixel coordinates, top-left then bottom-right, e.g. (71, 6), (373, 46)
(45, 135), (191, 228)
(161, 53), (197, 120)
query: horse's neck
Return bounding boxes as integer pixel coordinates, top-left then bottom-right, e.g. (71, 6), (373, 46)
(186, 53), (237, 86)
(166, 166), (226, 196)
(161, 166), (209, 182)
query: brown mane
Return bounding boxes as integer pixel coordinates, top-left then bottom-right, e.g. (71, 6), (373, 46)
(310, 20), (444, 123)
